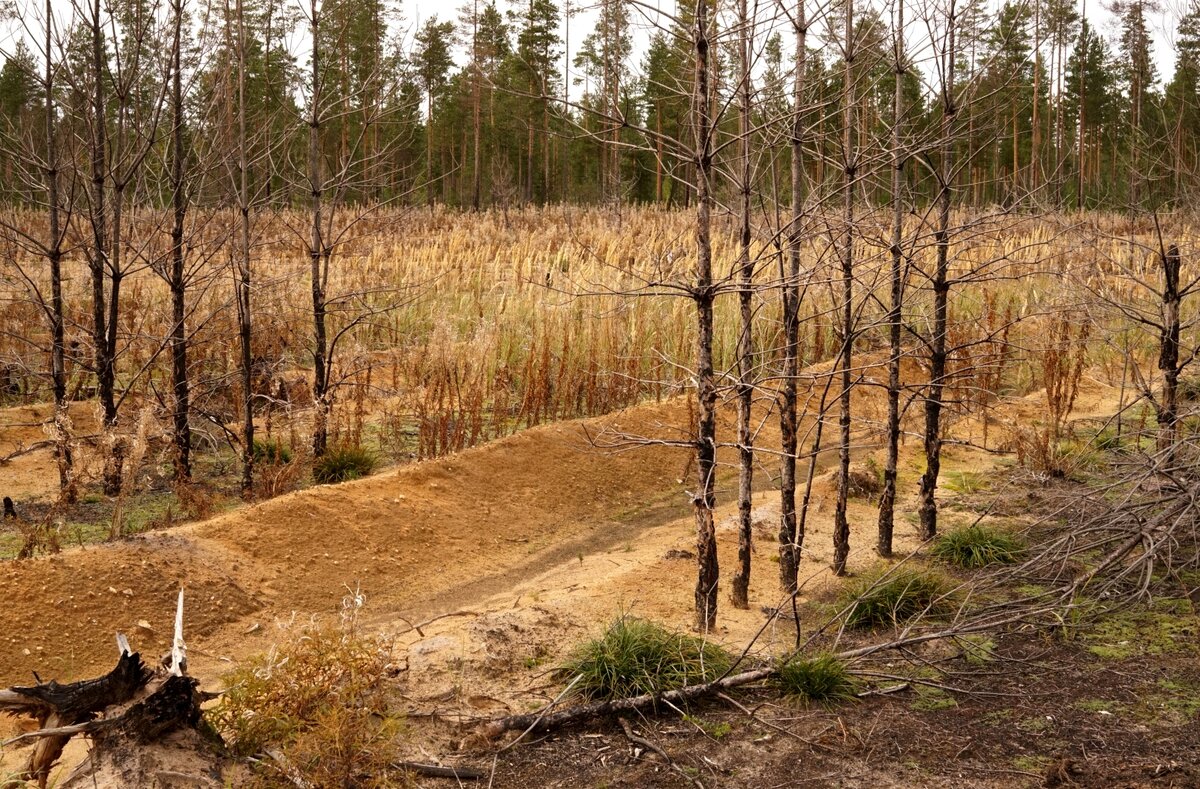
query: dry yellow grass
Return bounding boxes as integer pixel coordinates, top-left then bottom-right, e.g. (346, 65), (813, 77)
(0, 205), (1194, 472)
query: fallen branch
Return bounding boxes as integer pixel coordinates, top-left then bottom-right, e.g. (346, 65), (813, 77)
(619, 717), (705, 789)
(856, 683), (909, 698)
(393, 761), (488, 780)
(479, 667), (774, 739)
(715, 692), (838, 754)
(0, 440), (54, 465)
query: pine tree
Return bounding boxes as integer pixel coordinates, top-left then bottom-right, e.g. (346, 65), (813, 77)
(412, 16), (455, 204)
(514, 0), (561, 203)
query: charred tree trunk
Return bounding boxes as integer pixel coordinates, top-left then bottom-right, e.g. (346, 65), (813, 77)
(45, 0), (74, 503)
(471, 0), (482, 212)
(2, 595), (215, 789)
(692, 0), (719, 632)
(0, 651), (151, 787)
(878, 0), (905, 558)
(310, 0), (330, 460)
(87, 0), (114, 434)
(236, 0), (254, 495)
(918, 0), (957, 541)
(1158, 243), (1181, 453)
(832, 0), (856, 577)
(730, 0), (755, 610)
(169, 0), (191, 481)
(778, 0), (807, 595)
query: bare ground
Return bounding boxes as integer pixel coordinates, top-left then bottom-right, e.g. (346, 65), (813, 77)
(0, 367), (1195, 787)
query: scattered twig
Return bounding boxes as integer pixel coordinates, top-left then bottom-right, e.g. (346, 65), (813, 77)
(392, 760), (487, 780)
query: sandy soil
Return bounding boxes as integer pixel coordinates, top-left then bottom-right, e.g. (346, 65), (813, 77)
(0, 360), (1130, 785)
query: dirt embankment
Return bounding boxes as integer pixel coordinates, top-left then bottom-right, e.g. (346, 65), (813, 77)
(0, 397), (710, 684)
(0, 361), (1124, 693)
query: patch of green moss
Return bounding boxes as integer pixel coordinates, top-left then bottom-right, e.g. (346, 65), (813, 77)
(960, 635), (997, 666)
(979, 709), (1011, 727)
(1017, 715), (1055, 733)
(1075, 699), (1119, 714)
(911, 684), (957, 712)
(1136, 679), (1200, 724)
(1082, 606), (1199, 661)
(1012, 755), (1052, 773)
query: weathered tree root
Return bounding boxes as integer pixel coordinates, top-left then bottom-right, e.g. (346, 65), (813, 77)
(0, 590), (214, 788)
(0, 650), (153, 787)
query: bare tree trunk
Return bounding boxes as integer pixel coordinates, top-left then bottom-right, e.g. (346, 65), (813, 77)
(1054, 21), (1065, 207)
(236, 0), (254, 495)
(608, 5), (621, 213)
(778, 0), (807, 595)
(692, 0), (718, 632)
(87, 0), (112, 433)
(730, 0), (755, 609)
(86, 0), (126, 498)
(310, 0), (329, 459)
(544, 101), (551, 204)
(1031, 0), (1041, 195)
(169, 0), (190, 481)
(878, 0), (905, 558)
(1158, 244), (1181, 453)
(918, 0), (957, 541)
(45, 0), (74, 502)
(471, 0), (482, 212)
(1076, 8), (1086, 210)
(427, 89), (436, 207)
(563, 0), (570, 201)
(832, 0), (856, 577)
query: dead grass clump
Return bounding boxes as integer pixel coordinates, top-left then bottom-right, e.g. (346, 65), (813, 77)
(14, 515), (61, 559)
(254, 461), (307, 500)
(845, 462), (883, 499)
(212, 620), (403, 788)
(173, 480), (216, 520)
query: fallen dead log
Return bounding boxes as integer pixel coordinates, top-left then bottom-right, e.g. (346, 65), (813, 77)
(479, 607), (1050, 741)
(0, 649), (151, 721)
(479, 667), (774, 740)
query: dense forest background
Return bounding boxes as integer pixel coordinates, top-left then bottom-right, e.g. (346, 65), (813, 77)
(0, 0), (1192, 211)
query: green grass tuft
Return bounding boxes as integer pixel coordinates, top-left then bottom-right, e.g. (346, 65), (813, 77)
(774, 654), (857, 705)
(559, 617), (731, 700)
(252, 437), (293, 465)
(843, 569), (956, 629)
(941, 471), (988, 495)
(931, 525), (1023, 569)
(313, 445), (377, 484)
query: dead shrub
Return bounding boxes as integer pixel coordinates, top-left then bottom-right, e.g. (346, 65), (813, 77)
(211, 599), (404, 788)
(173, 481), (215, 520)
(14, 515), (61, 559)
(1013, 311), (1091, 477)
(844, 462), (883, 499)
(253, 457), (307, 500)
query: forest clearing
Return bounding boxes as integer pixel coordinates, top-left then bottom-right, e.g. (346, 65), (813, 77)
(1, 0), (1200, 782)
